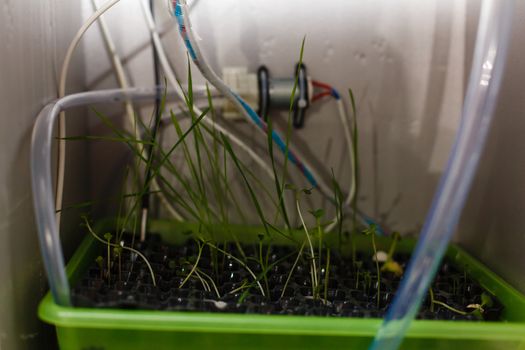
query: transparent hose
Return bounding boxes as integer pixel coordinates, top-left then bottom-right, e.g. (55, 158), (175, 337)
(369, 1), (514, 349)
(32, 87), (182, 306)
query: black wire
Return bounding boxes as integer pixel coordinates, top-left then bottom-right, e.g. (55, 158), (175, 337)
(142, 0), (162, 212)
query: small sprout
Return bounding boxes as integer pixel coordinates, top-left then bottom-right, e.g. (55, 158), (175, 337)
(83, 218), (156, 286)
(113, 245), (123, 282)
(95, 256), (104, 279)
(284, 183), (296, 191)
(301, 188), (312, 195)
(113, 246), (123, 257)
(381, 260), (404, 277)
(257, 234), (265, 242)
(467, 303), (484, 312)
(382, 231), (404, 277)
(468, 292), (494, 318)
(204, 298), (228, 309)
(304, 295), (333, 307)
(309, 208), (325, 219)
(238, 290), (251, 304)
(294, 194), (319, 299)
(102, 233), (113, 285)
(373, 251), (388, 263)
(354, 260), (363, 287)
(95, 256), (104, 269)
(362, 224), (381, 307)
(481, 292), (494, 308)
(286, 185), (313, 201)
(363, 224), (378, 236)
(467, 303), (484, 319)
(179, 240), (204, 289)
(228, 279), (249, 295)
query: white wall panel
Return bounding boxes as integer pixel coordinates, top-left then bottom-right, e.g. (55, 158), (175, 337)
(0, 1), (88, 348)
(84, 0), (466, 233)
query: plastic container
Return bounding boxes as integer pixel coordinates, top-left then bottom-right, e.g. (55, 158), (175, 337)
(32, 89), (525, 349)
(38, 220), (525, 350)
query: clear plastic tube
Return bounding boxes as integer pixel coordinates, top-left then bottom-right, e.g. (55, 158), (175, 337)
(369, 1), (515, 349)
(32, 87), (278, 305)
(32, 87), (184, 306)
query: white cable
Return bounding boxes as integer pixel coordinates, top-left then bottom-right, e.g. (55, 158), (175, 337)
(91, 0), (135, 137)
(56, 0), (356, 234)
(57, 0), (264, 229)
(142, 0), (299, 228)
(56, 0), (121, 232)
(172, 0), (370, 231)
(173, 1), (336, 203)
(91, 0), (184, 222)
(139, 0), (275, 182)
(324, 98), (356, 232)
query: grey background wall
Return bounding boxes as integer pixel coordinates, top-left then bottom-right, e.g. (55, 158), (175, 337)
(0, 1), (88, 349)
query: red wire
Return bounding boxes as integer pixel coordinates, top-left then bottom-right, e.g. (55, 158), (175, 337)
(312, 80), (333, 91)
(311, 80), (335, 103)
(312, 91), (332, 103)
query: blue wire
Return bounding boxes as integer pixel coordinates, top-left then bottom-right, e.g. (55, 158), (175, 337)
(174, 1), (385, 235)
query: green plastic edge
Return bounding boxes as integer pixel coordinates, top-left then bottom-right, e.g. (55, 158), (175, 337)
(38, 220), (525, 341)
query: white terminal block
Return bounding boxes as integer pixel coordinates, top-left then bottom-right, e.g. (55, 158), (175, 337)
(222, 67), (259, 121)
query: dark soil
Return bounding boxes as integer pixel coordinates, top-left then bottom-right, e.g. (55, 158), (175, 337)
(72, 234), (503, 321)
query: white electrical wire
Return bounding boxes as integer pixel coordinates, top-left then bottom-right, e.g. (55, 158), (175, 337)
(172, 0), (381, 233)
(56, 0), (275, 232)
(91, 0), (184, 222)
(324, 97), (356, 232)
(139, 0), (275, 182)
(57, 0), (214, 229)
(172, 0), (338, 204)
(90, 0), (135, 136)
(56, 0), (121, 232)
(56, 0), (362, 235)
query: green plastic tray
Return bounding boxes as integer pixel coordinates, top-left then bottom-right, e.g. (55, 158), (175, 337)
(39, 221), (525, 350)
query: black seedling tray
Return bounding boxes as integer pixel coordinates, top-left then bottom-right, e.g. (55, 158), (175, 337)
(72, 233), (503, 321)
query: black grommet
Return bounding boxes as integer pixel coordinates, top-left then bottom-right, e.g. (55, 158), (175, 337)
(293, 63), (309, 129)
(257, 66), (270, 121)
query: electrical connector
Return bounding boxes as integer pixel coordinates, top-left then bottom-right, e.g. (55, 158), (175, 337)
(222, 67), (259, 121)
